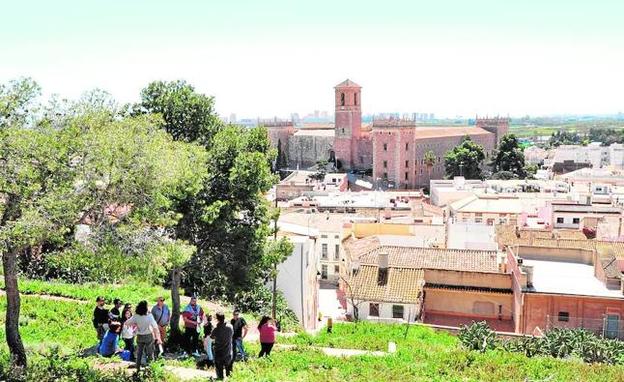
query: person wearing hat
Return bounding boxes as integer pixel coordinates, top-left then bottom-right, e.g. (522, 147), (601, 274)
(182, 295), (205, 356)
(92, 296), (110, 344)
(109, 298), (123, 322)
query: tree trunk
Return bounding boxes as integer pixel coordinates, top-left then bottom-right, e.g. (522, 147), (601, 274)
(3, 249), (27, 369)
(170, 267), (182, 337)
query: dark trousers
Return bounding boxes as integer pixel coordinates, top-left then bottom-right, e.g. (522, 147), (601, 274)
(123, 338), (135, 361)
(184, 327), (200, 354)
(215, 355), (232, 380)
(258, 342), (274, 357)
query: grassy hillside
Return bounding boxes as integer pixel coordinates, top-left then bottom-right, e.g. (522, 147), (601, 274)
(1, 283), (623, 381)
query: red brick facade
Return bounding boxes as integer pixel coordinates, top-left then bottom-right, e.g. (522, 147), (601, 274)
(265, 80), (509, 185)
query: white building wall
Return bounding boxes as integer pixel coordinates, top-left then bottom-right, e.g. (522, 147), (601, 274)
(347, 300), (419, 322)
(275, 236), (318, 329)
(318, 231), (343, 282)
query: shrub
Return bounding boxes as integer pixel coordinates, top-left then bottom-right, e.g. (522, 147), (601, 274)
(27, 243), (169, 285)
(234, 285), (299, 331)
(458, 321), (498, 353)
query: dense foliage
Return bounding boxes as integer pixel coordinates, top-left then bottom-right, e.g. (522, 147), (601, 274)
(444, 136), (486, 179)
(136, 81), (279, 301)
(490, 134), (527, 178)
(459, 322), (624, 365)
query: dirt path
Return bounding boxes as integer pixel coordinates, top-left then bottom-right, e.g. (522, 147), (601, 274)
(277, 344), (387, 357)
(0, 289), (86, 303)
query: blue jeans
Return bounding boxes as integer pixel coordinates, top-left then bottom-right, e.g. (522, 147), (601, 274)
(233, 337), (247, 360)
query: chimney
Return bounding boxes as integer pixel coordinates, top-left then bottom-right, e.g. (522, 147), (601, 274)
(378, 252), (389, 269)
(522, 264), (534, 287)
(377, 252), (389, 286)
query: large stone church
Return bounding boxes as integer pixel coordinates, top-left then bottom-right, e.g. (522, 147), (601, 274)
(266, 79), (508, 188)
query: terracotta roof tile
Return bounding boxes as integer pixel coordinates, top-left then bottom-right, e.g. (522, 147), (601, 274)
(357, 246), (500, 273)
(347, 265), (424, 304)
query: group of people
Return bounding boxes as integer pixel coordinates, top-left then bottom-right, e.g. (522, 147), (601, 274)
(93, 296), (168, 371)
(92, 295), (278, 379)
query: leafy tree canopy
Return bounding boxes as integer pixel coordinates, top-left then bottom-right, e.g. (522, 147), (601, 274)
(135, 80), (222, 146)
(490, 134), (527, 178)
(444, 136), (485, 180)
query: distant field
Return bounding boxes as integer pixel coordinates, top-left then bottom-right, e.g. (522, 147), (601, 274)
(510, 121), (624, 138)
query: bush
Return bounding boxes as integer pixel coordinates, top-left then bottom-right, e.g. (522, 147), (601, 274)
(234, 286), (299, 331)
(25, 243), (170, 285)
(465, 323), (624, 365)
(458, 321), (498, 353)
(0, 348), (166, 382)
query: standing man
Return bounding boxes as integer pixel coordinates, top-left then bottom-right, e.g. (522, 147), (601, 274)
(230, 309), (248, 361)
(151, 296), (171, 347)
(211, 311), (233, 380)
(109, 298), (123, 322)
(182, 295), (205, 356)
(92, 296), (109, 344)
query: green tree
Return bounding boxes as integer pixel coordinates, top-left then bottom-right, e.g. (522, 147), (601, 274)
(135, 80), (222, 146)
(490, 134), (527, 178)
(424, 150), (436, 176)
(136, 80), (278, 301)
(0, 80), (206, 369)
(276, 139), (288, 170)
(0, 77), (41, 127)
(444, 136), (486, 179)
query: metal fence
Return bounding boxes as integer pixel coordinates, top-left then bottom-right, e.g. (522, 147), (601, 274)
(546, 315), (624, 340)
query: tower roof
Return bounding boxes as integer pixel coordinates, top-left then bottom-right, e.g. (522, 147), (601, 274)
(335, 79), (361, 88)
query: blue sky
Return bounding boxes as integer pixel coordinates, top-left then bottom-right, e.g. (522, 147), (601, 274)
(1, 0), (623, 118)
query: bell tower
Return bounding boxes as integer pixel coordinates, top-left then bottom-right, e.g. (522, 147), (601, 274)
(334, 79), (362, 169)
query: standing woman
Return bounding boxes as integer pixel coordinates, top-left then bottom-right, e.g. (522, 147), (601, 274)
(121, 308), (137, 361)
(124, 300), (161, 371)
(258, 316), (277, 357)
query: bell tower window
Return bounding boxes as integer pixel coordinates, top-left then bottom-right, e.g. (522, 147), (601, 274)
(354, 93), (358, 106)
(340, 93), (345, 106)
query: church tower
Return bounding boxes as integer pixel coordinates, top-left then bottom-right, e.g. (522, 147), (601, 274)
(334, 79), (362, 169)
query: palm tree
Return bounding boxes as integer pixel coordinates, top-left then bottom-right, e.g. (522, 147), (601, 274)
(424, 150), (436, 177)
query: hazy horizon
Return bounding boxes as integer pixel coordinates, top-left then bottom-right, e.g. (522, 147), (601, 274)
(2, 0), (623, 119)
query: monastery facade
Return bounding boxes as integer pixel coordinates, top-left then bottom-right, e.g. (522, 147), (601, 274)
(266, 79), (508, 188)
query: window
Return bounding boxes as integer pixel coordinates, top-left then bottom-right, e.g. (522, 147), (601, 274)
(321, 234), (328, 238)
(334, 265), (340, 274)
(383, 160), (388, 168)
(392, 305), (404, 319)
(354, 92), (358, 106)
(383, 172), (388, 179)
(321, 265), (328, 279)
(405, 172), (408, 180)
(340, 93), (345, 106)
(369, 303), (380, 317)
(572, 218), (580, 224)
(383, 143), (388, 151)
(556, 217), (564, 224)
(405, 143), (409, 151)
(405, 160), (409, 168)
(558, 311), (569, 322)
(334, 244), (340, 260)
(321, 243), (328, 259)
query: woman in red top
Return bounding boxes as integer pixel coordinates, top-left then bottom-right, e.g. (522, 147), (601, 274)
(257, 316), (277, 357)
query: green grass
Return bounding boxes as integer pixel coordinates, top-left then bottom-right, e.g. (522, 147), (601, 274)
(231, 322), (624, 382)
(0, 278), (171, 305)
(0, 295), (96, 352)
(1, 286), (623, 381)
